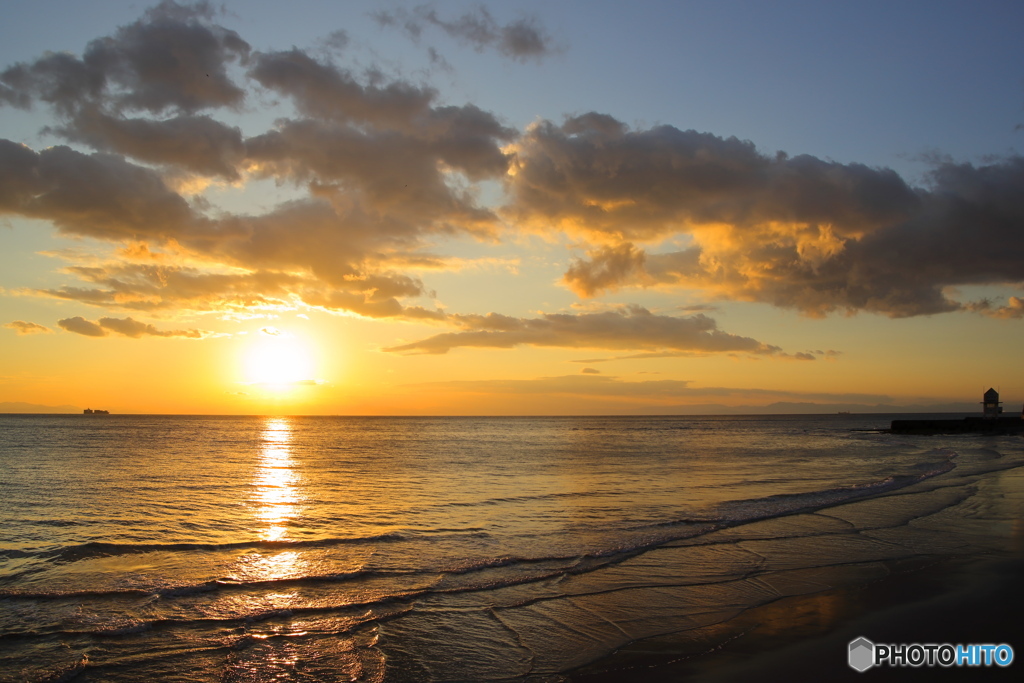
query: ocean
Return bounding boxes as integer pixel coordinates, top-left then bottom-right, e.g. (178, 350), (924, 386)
(0, 414), (1021, 681)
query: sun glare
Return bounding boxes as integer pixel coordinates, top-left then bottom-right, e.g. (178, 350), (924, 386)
(244, 333), (315, 388)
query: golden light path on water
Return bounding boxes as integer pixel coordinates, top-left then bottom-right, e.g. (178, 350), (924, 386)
(255, 417), (299, 542)
(242, 417), (308, 582)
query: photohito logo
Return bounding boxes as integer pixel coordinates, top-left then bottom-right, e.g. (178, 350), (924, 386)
(848, 637), (1014, 671)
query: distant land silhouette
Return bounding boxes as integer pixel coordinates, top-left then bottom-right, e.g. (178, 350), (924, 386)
(642, 401), (981, 415)
(0, 400), (986, 415)
(0, 402), (80, 413)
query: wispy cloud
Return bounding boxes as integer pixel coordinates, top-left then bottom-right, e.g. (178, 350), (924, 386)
(4, 320), (52, 335)
(966, 296), (1024, 319)
(384, 305), (782, 356)
(57, 315), (209, 338)
(371, 4), (557, 62)
(406, 373), (892, 405)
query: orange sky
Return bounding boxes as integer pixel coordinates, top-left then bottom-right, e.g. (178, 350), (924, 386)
(2, 1), (1022, 414)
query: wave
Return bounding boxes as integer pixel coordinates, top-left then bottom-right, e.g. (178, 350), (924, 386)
(631, 457), (958, 536)
(0, 451), (973, 608)
(34, 532), (407, 564)
(0, 546), (655, 603)
(0, 600), (409, 643)
(0, 569), (378, 601)
(431, 489), (627, 510)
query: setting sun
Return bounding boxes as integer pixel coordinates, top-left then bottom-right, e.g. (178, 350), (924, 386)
(244, 331), (315, 387)
(2, 2), (1023, 681)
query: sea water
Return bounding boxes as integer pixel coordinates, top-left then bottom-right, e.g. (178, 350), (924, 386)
(0, 414), (1021, 681)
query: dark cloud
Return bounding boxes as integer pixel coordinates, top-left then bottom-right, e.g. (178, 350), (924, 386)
(0, 1), (250, 178)
(0, 141), (200, 241)
(48, 111), (246, 179)
(0, 5), (506, 325)
(0, 1), (249, 116)
(246, 49), (515, 186)
(4, 2), (1020, 350)
(4, 320), (52, 335)
(248, 49), (435, 127)
(243, 118), (507, 228)
(508, 113), (1024, 317)
(384, 305), (780, 356)
(58, 315), (207, 338)
(564, 243), (647, 297)
(506, 114), (919, 241)
(0, 134), (467, 321)
(372, 4), (556, 61)
(57, 316), (106, 337)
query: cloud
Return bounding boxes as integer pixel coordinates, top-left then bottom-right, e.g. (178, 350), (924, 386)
(372, 4), (556, 61)
(57, 316), (106, 337)
(98, 316), (205, 338)
(33, 257), (448, 322)
(243, 117), (508, 227)
(966, 296), (1024, 319)
(0, 141), (200, 241)
(248, 48), (433, 126)
(0, 1), (249, 116)
(580, 367), (600, 374)
(564, 243), (647, 297)
(48, 111), (246, 179)
(37, 261), (300, 311)
(384, 304), (781, 356)
(406, 373), (891, 405)
(0, 139), (472, 319)
(0, 2), (517, 323)
(569, 348), (817, 363)
(507, 114), (1024, 317)
(4, 1), (1021, 352)
(0, 0), (251, 178)
(58, 315), (208, 338)
(4, 320), (52, 335)
(506, 113), (919, 241)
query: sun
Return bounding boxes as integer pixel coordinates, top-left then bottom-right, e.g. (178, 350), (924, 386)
(244, 331), (315, 387)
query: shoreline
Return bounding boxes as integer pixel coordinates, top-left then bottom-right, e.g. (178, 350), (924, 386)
(569, 463), (1024, 682)
(568, 552), (1024, 681)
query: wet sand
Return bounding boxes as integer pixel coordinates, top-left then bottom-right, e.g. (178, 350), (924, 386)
(570, 464), (1024, 682)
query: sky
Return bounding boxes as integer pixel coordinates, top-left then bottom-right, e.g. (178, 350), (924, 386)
(1, 0), (1023, 415)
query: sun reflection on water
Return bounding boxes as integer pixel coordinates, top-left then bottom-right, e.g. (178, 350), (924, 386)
(254, 417), (301, 542)
(238, 418), (311, 582)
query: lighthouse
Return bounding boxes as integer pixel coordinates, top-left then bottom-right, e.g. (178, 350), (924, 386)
(981, 388), (1002, 419)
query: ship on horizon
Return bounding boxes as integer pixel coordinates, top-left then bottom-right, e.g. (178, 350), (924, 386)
(83, 408), (110, 415)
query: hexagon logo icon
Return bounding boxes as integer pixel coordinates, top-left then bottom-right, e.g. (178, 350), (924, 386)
(849, 637), (875, 672)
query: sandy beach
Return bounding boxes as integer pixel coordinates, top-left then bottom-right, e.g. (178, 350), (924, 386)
(571, 464), (1024, 682)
